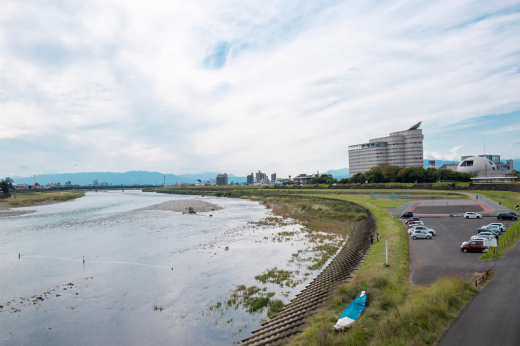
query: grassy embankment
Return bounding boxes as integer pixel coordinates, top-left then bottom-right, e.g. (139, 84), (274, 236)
(203, 194), (368, 324)
(284, 194), (479, 346)
(1, 191), (85, 207)
(476, 190), (520, 260)
(157, 186), (480, 344)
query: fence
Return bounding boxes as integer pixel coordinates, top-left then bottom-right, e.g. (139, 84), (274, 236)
(371, 192), (413, 200)
(0, 192), (11, 199)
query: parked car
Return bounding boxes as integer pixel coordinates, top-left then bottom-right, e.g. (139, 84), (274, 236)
(480, 224), (501, 233)
(411, 229), (432, 239)
(464, 212), (482, 219)
(471, 234), (495, 240)
(407, 221), (424, 228)
(401, 212), (414, 219)
(497, 213), (518, 221)
(461, 240), (488, 253)
(464, 236), (492, 245)
(477, 228), (499, 239)
(405, 217), (420, 225)
(410, 225), (436, 236)
(485, 223), (506, 232)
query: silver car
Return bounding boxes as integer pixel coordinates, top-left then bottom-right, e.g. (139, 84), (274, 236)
(481, 224), (501, 233)
(412, 229), (432, 239)
(485, 223), (506, 232)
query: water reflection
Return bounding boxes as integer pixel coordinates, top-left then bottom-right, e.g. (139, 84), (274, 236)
(0, 191), (313, 345)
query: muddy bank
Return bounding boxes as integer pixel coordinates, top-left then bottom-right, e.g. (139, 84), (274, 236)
(137, 199), (223, 213)
(0, 203), (35, 218)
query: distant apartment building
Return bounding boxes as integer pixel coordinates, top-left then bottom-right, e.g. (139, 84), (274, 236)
(209, 178), (216, 186)
(247, 173), (254, 184)
(65, 181), (71, 186)
(271, 173), (276, 182)
(348, 122), (424, 176)
(216, 173), (228, 186)
(93, 179), (98, 186)
(99, 182), (109, 186)
(255, 170), (263, 183)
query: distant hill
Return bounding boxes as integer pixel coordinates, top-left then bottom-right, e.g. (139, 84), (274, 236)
(423, 160), (460, 168)
(178, 172), (233, 180)
(324, 168), (349, 180)
(12, 171), (197, 186)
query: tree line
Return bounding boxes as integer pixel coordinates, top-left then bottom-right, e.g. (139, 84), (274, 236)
(310, 165), (472, 185)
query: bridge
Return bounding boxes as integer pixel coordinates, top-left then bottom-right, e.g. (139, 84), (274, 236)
(51, 185), (160, 191)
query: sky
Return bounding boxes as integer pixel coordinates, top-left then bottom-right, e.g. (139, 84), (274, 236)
(1, 0), (520, 178)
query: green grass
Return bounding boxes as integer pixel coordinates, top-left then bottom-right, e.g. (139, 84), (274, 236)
(8, 191), (85, 207)
(287, 193), (478, 346)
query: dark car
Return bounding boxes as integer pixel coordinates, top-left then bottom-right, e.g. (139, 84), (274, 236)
(401, 212), (414, 219)
(461, 240), (487, 253)
(497, 213), (518, 221)
(405, 217), (420, 225)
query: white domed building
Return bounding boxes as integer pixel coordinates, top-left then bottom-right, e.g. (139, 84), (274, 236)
(456, 156), (516, 182)
(457, 156), (498, 176)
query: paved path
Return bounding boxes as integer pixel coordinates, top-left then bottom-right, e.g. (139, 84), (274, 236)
(388, 193), (513, 217)
(438, 240), (520, 346)
(465, 193), (514, 214)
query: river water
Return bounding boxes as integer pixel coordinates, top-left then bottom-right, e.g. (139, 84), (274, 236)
(0, 191), (314, 345)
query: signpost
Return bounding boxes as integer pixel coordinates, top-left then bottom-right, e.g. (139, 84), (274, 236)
(385, 240), (388, 266)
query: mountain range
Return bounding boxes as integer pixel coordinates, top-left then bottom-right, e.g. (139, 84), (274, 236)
(8, 159), (518, 185)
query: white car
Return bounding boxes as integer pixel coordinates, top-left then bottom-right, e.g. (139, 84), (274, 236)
(408, 225), (436, 236)
(484, 223), (506, 232)
(481, 224), (502, 233)
(407, 221), (424, 228)
(471, 233), (495, 240)
(464, 212), (482, 219)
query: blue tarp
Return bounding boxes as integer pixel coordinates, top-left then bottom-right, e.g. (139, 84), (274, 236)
(339, 291), (367, 321)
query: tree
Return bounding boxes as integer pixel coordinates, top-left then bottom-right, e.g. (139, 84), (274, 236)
(348, 173), (363, 184)
(382, 165), (401, 182)
(425, 167), (438, 183)
(0, 179), (10, 193)
(396, 169), (405, 182)
(364, 167), (384, 183)
(311, 174), (338, 185)
(403, 167), (426, 183)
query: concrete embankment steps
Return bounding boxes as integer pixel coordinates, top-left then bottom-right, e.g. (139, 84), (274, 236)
(241, 213), (376, 346)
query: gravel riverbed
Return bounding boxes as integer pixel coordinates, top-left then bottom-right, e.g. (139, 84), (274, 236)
(137, 199), (223, 213)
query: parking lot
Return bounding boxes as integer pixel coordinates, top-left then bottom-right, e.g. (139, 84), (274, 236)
(405, 217), (517, 285)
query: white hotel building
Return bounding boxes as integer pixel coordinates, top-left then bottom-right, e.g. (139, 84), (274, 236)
(348, 122), (424, 176)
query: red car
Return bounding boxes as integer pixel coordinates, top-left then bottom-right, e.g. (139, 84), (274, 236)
(460, 240), (487, 253)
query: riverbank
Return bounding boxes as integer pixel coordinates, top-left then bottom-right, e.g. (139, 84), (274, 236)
(0, 191), (85, 217)
(155, 187), (489, 345)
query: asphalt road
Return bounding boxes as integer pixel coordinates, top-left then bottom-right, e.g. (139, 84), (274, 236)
(438, 240), (520, 346)
(405, 217), (517, 285)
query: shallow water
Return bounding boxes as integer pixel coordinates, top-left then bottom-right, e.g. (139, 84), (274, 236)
(0, 191), (314, 345)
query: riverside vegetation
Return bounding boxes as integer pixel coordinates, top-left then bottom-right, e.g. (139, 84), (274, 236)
(176, 189), (369, 326)
(1, 191), (85, 207)
(156, 186), (514, 345)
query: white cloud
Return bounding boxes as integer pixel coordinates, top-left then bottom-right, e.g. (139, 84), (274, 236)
(1, 0), (520, 177)
(425, 145), (465, 161)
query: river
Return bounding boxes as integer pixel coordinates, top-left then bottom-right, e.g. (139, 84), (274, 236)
(0, 190), (319, 345)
